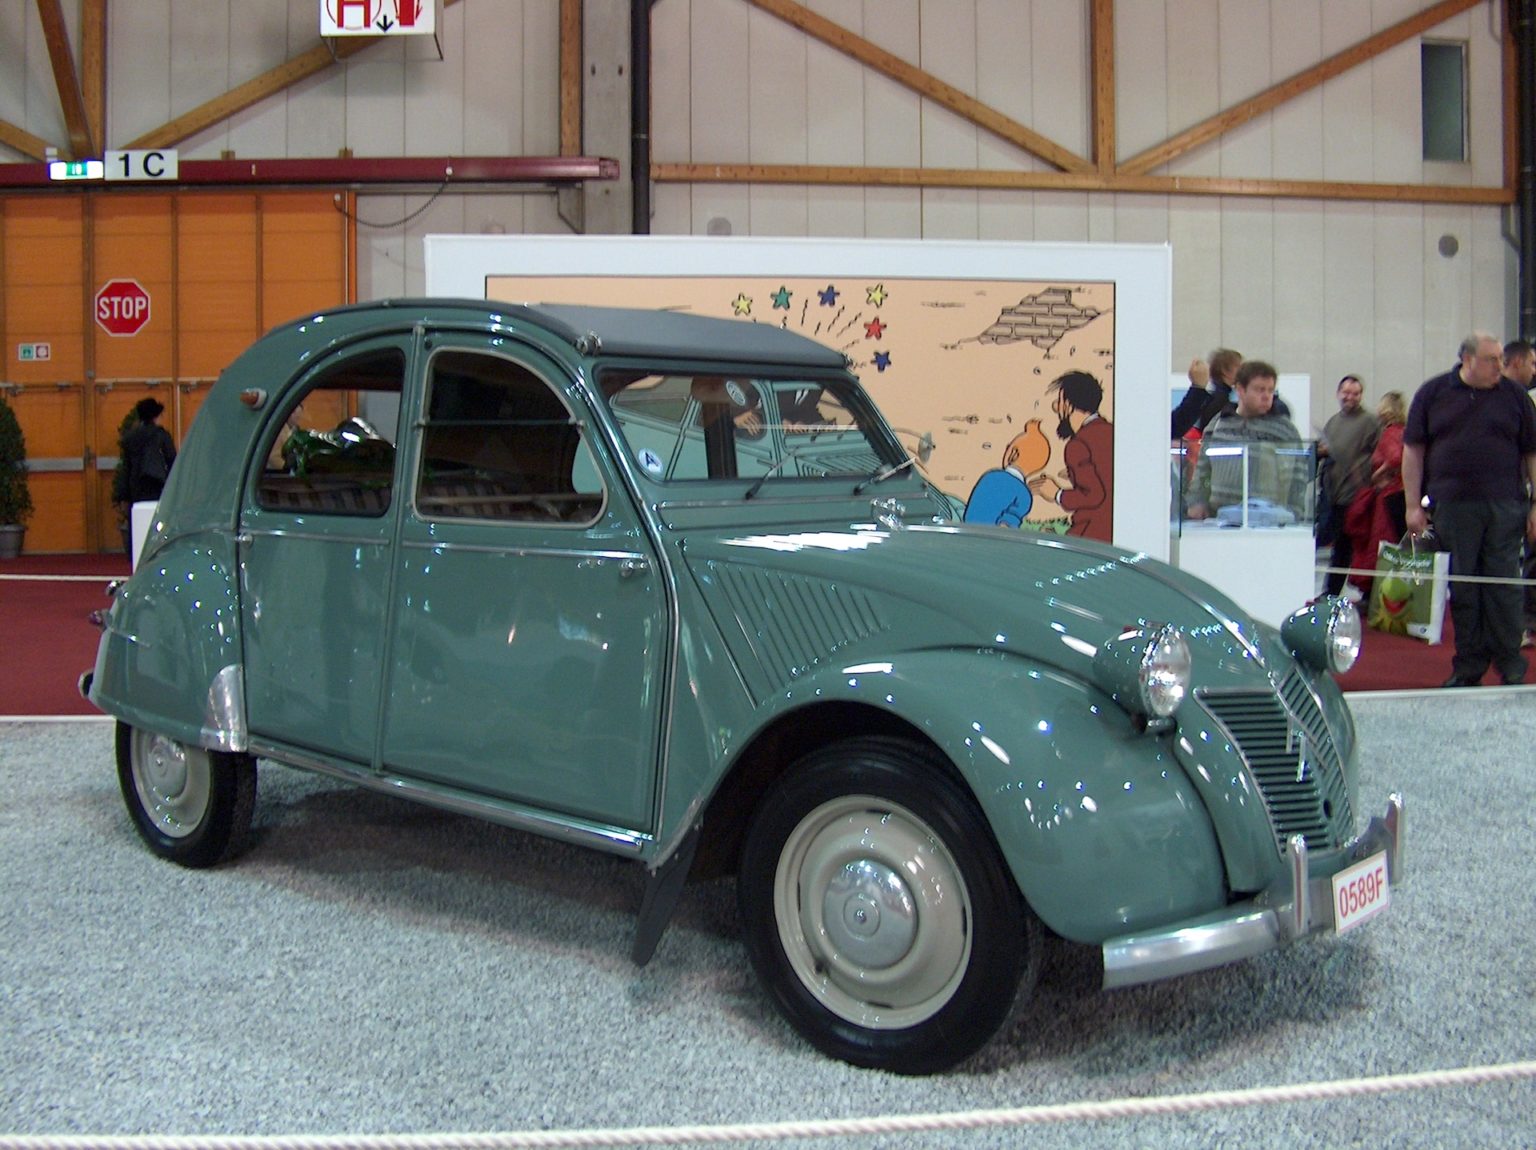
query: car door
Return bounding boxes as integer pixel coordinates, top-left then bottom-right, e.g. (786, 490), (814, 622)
(378, 336), (667, 832)
(238, 338), (408, 764)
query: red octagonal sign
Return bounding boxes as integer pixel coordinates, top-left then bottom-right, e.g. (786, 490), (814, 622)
(95, 278), (152, 337)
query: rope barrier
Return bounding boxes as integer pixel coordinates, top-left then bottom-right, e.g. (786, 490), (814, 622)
(2, 1060), (1532, 1150)
(1315, 563), (1533, 588)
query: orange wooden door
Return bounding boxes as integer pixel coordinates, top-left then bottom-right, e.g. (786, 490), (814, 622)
(2, 189), (352, 552)
(2, 198), (89, 552)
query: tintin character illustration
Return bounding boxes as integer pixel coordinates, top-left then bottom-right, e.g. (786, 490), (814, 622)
(962, 419), (1051, 527)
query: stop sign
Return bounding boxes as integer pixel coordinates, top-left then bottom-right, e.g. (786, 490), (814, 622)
(95, 279), (152, 337)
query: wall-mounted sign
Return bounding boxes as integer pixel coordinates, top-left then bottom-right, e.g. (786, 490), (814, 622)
(95, 280), (152, 338)
(17, 342), (52, 361)
(321, 0), (438, 36)
(104, 150), (179, 182)
(48, 160), (103, 182)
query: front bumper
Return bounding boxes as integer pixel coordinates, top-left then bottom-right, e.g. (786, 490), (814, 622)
(1101, 792), (1403, 990)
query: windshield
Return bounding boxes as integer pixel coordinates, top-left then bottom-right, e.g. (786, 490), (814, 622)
(600, 373), (902, 486)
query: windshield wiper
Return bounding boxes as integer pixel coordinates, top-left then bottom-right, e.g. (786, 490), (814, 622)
(744, 448), (804, 500)
(852, 456), (916, 495)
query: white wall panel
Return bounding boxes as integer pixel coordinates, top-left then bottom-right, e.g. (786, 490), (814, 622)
(1321, 3), (1374, 181)
(976, 0), (1037, 171)
(1322, 202), (1376, 414)
(1114, 1), (1166, 160)
(1030, 0), (1087, 161)
(404, 5), (465, 155)
(1216, 2), (1271, 178)
(806, 0), (864, 165)
(1421, 204), (1476, 369)
(0, 3), (30, 155)
(225, 3), (295, 157)
(1370, 41), (1421, 183)
(1163, 0), (1219, 177)
(748, 4), (806, 165)
(1271, 202), (1326, 420)
(170, 1), (232, 158)
(1035, 191), (1089, 242)
(977, 190), (1034, 241)
(1371, 206), (1426, 406)
(1168, 197), (1222, 367)
(463, 1), (525, 155)
(861, 0), (920, 168)
(1269, 2), (1322, 181)
(1462, 6), (1505, 185)
(345, 47), (409, 156)
(691, 0), (749, 164)
(1112, 195), (1170, 246)
(106, 1), (172, 147)
(1217, 199), (1275, 356)
(917, 3), (978, 237)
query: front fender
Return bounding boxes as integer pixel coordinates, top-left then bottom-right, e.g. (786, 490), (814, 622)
(778, 648), (1229, 944)
(89, 530), (245, 751)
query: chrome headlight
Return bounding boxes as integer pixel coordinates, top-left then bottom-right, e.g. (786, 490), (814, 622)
(1093, 624), (1192, 720)
(1282, 596), (1361, 673)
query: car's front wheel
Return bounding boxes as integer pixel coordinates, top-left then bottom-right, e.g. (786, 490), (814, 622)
(739, 737), (1040, 1074)
(116, 722), (256, 867)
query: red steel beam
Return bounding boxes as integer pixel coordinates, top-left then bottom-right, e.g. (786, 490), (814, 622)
(0, 155), (621, 189)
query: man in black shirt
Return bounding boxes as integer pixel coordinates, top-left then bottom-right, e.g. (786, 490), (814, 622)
(1403, 332), (1536, 686)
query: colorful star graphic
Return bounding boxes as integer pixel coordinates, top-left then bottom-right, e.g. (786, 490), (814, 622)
(771, 286), (792, 309)
(731, 293), (753, 316)
(872, 350), (892, 372)
(866, 283), (888, 307)
(864, 317), (886, 340)
(818, 284), (839, 306)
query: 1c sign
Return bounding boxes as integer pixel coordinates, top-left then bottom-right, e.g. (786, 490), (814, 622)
(95, 279), (152, 337)
(104, 149), (179, 181)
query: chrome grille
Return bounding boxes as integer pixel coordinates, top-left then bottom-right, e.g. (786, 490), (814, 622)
(1197, 674), (1354, 853)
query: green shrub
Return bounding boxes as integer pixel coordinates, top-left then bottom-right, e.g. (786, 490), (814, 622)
(0, 393), (32, 527)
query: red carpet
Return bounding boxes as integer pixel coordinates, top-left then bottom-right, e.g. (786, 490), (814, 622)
(1, 554), (129, 717)
(0, 553), (1518, 716)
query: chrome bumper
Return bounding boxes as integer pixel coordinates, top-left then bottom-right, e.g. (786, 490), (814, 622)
(1101, 792), (1403, 991)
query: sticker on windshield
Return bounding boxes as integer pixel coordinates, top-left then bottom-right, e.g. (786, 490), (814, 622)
(725, 379), (749, 406)
(638, 448), (664, 476)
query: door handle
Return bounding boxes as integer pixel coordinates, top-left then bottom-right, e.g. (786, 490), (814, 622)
(619, 557), (650, 579)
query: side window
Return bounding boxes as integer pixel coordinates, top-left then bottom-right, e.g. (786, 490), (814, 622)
(415, 350), (604, 525)
(255, 349), (404, 516)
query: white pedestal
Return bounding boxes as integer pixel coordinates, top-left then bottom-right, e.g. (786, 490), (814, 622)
(1170, 524), (1316, 629)
(130, 501), (158, 570)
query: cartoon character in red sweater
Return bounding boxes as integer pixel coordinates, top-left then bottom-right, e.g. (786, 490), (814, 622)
(1029, 370), (1114, 542)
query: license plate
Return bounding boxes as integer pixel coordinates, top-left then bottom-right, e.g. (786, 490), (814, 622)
(1332, 851), (1390, 933)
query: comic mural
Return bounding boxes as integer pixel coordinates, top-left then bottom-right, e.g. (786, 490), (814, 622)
(486, 275), (1115, 542)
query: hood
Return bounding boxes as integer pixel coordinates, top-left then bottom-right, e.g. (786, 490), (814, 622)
(682, 523), (1288, 691)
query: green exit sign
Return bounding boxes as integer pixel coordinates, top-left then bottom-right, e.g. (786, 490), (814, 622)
(48, 160), (104, 181)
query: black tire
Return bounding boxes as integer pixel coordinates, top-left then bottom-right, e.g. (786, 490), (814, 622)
(738, 737), (1040, 1074)
(116, 721), (257, 868)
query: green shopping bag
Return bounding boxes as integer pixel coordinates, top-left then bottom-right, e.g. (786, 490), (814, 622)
(1366, 535), (1449, 644)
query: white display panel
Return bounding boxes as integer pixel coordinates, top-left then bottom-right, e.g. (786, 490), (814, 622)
(426, 234), (1174, 561)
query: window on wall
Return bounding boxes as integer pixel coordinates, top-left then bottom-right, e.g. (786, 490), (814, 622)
(1421, 40), (1467, 163)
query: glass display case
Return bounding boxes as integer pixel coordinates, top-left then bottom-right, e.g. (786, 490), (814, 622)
(1170, 438), (1320, 627)
(1171, 438), (1316, 533)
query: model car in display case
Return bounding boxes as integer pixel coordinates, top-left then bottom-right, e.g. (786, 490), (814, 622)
(84, 299), (1402, 1074)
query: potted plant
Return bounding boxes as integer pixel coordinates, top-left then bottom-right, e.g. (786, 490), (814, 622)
(0, 390), (33, 558)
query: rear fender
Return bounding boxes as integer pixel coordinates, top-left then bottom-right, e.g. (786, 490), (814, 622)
(89, 531), (246, 752)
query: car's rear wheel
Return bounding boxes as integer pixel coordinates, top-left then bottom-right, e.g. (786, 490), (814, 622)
(739, 737), (1039, 1074)
(116, 722), (256, 867)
